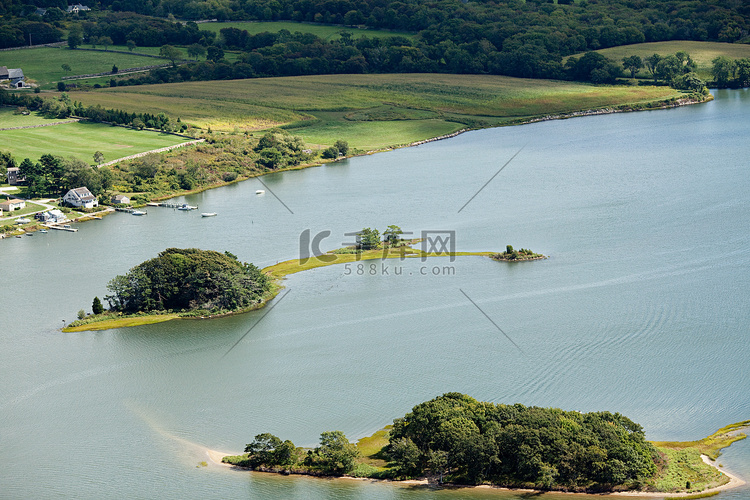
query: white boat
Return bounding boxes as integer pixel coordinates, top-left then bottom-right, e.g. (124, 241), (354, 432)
(256, 190), (265, 195)
(39, 229), (48, 233)
(15, 218), (30, 224)
(131, 210), (147, 216)
(177, 204), (198, 211)
(201, 212), (217, 217)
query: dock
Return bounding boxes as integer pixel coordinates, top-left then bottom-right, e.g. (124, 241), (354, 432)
(46, 224), (78, 232)
(148, 202), (198, 210)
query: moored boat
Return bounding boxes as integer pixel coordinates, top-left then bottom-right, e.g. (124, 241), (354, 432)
(131, 210), (147, 216)
(201, 212), (217, 217)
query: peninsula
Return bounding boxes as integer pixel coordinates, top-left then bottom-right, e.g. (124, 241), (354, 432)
(63, 242), (544, 332)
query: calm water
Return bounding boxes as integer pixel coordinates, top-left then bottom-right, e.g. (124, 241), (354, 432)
(1, 90), (749, 499)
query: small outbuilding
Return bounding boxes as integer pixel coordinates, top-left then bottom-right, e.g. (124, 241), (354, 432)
(8, 68), (24, 88)
(111, 194), (130, 205)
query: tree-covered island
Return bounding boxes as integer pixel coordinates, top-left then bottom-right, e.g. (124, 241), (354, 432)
(64, 248), (273, 331)
(491, 245), (546, 262)
(223, 393), (748, 495)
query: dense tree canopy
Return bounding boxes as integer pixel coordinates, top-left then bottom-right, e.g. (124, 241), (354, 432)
(105, 248), (271, 313)
(387, 393), (658, 489)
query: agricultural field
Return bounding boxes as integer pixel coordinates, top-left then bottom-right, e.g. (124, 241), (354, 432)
(0, 121), (189, 164)
(578, 41), (750, 80)
(198, 20), (414, 41)
(64, 73), (683, 150)
(0, 107), (73, 128)
(0, 47), (175, 89)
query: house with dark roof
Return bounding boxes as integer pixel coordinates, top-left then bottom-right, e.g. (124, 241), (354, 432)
(7, 68), (24, 88)
(63, 187), (98, 208)
(6, 167), (25, 186)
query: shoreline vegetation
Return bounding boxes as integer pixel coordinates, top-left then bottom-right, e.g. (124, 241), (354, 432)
(216, 394), (748, 497)
(7, 86), (713, 236)
(62, 242), (541, 332)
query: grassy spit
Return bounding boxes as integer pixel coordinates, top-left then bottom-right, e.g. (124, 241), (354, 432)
(62, 244), (502, 332)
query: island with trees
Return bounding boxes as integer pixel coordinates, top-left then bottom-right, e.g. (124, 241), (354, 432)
(64, 247), (272, 331)
(491, 245), (546, 262)
(64, 235), (546, 331)
(221, 393), (748, 495)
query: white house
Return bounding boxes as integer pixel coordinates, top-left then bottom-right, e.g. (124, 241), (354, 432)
(63, 187), (98, 208)
(38, 209), (67, 223)
(0, 198), (26, 212)
(66, 4), (91, 14)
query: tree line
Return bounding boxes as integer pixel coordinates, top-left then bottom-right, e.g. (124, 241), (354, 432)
(104, 31), (712, 91)
(3, 0), (749, 81)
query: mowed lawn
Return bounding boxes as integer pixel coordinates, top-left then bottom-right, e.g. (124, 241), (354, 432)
(0, 121), (189, 163)
(0, 107), (74, 128)
(198, 20), (414, 40)
(65, 73), (682, 150)
(0, 47), (172, 88)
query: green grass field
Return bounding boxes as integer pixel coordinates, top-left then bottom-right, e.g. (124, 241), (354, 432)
(198, 21), (414, 41)
(0, 47), (174, 88)
(0, 106), (73, 128)
(63, 73), (683, 150)
(577, 41), (750, 80)
(0, 121), (189, 163)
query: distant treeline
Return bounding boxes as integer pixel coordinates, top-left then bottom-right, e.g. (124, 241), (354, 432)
(107, 32), (707, 89)
(2, 0), (749, 79)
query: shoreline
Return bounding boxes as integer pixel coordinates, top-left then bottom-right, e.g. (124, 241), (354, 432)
(5, 92), (711, 238)
(206, 450), (745, 499)
(206, 449), (745, 498)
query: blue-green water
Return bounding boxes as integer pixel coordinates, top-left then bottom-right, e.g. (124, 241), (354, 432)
(1, 90), (749, 499)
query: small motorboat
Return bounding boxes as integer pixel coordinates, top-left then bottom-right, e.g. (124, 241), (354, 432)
(201, 212), (217, 217)
(39, 229), (48, 233)
(131, 210), (147, 216)
(256, 190), (265, 195)
(16, 218), (30, 224)
(177, 204), (197, 211)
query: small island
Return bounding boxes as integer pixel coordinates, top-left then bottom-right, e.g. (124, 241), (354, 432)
(221, 393), (748, 496)
(491, 245), (546, 262)
(64, 248), (273, 332)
